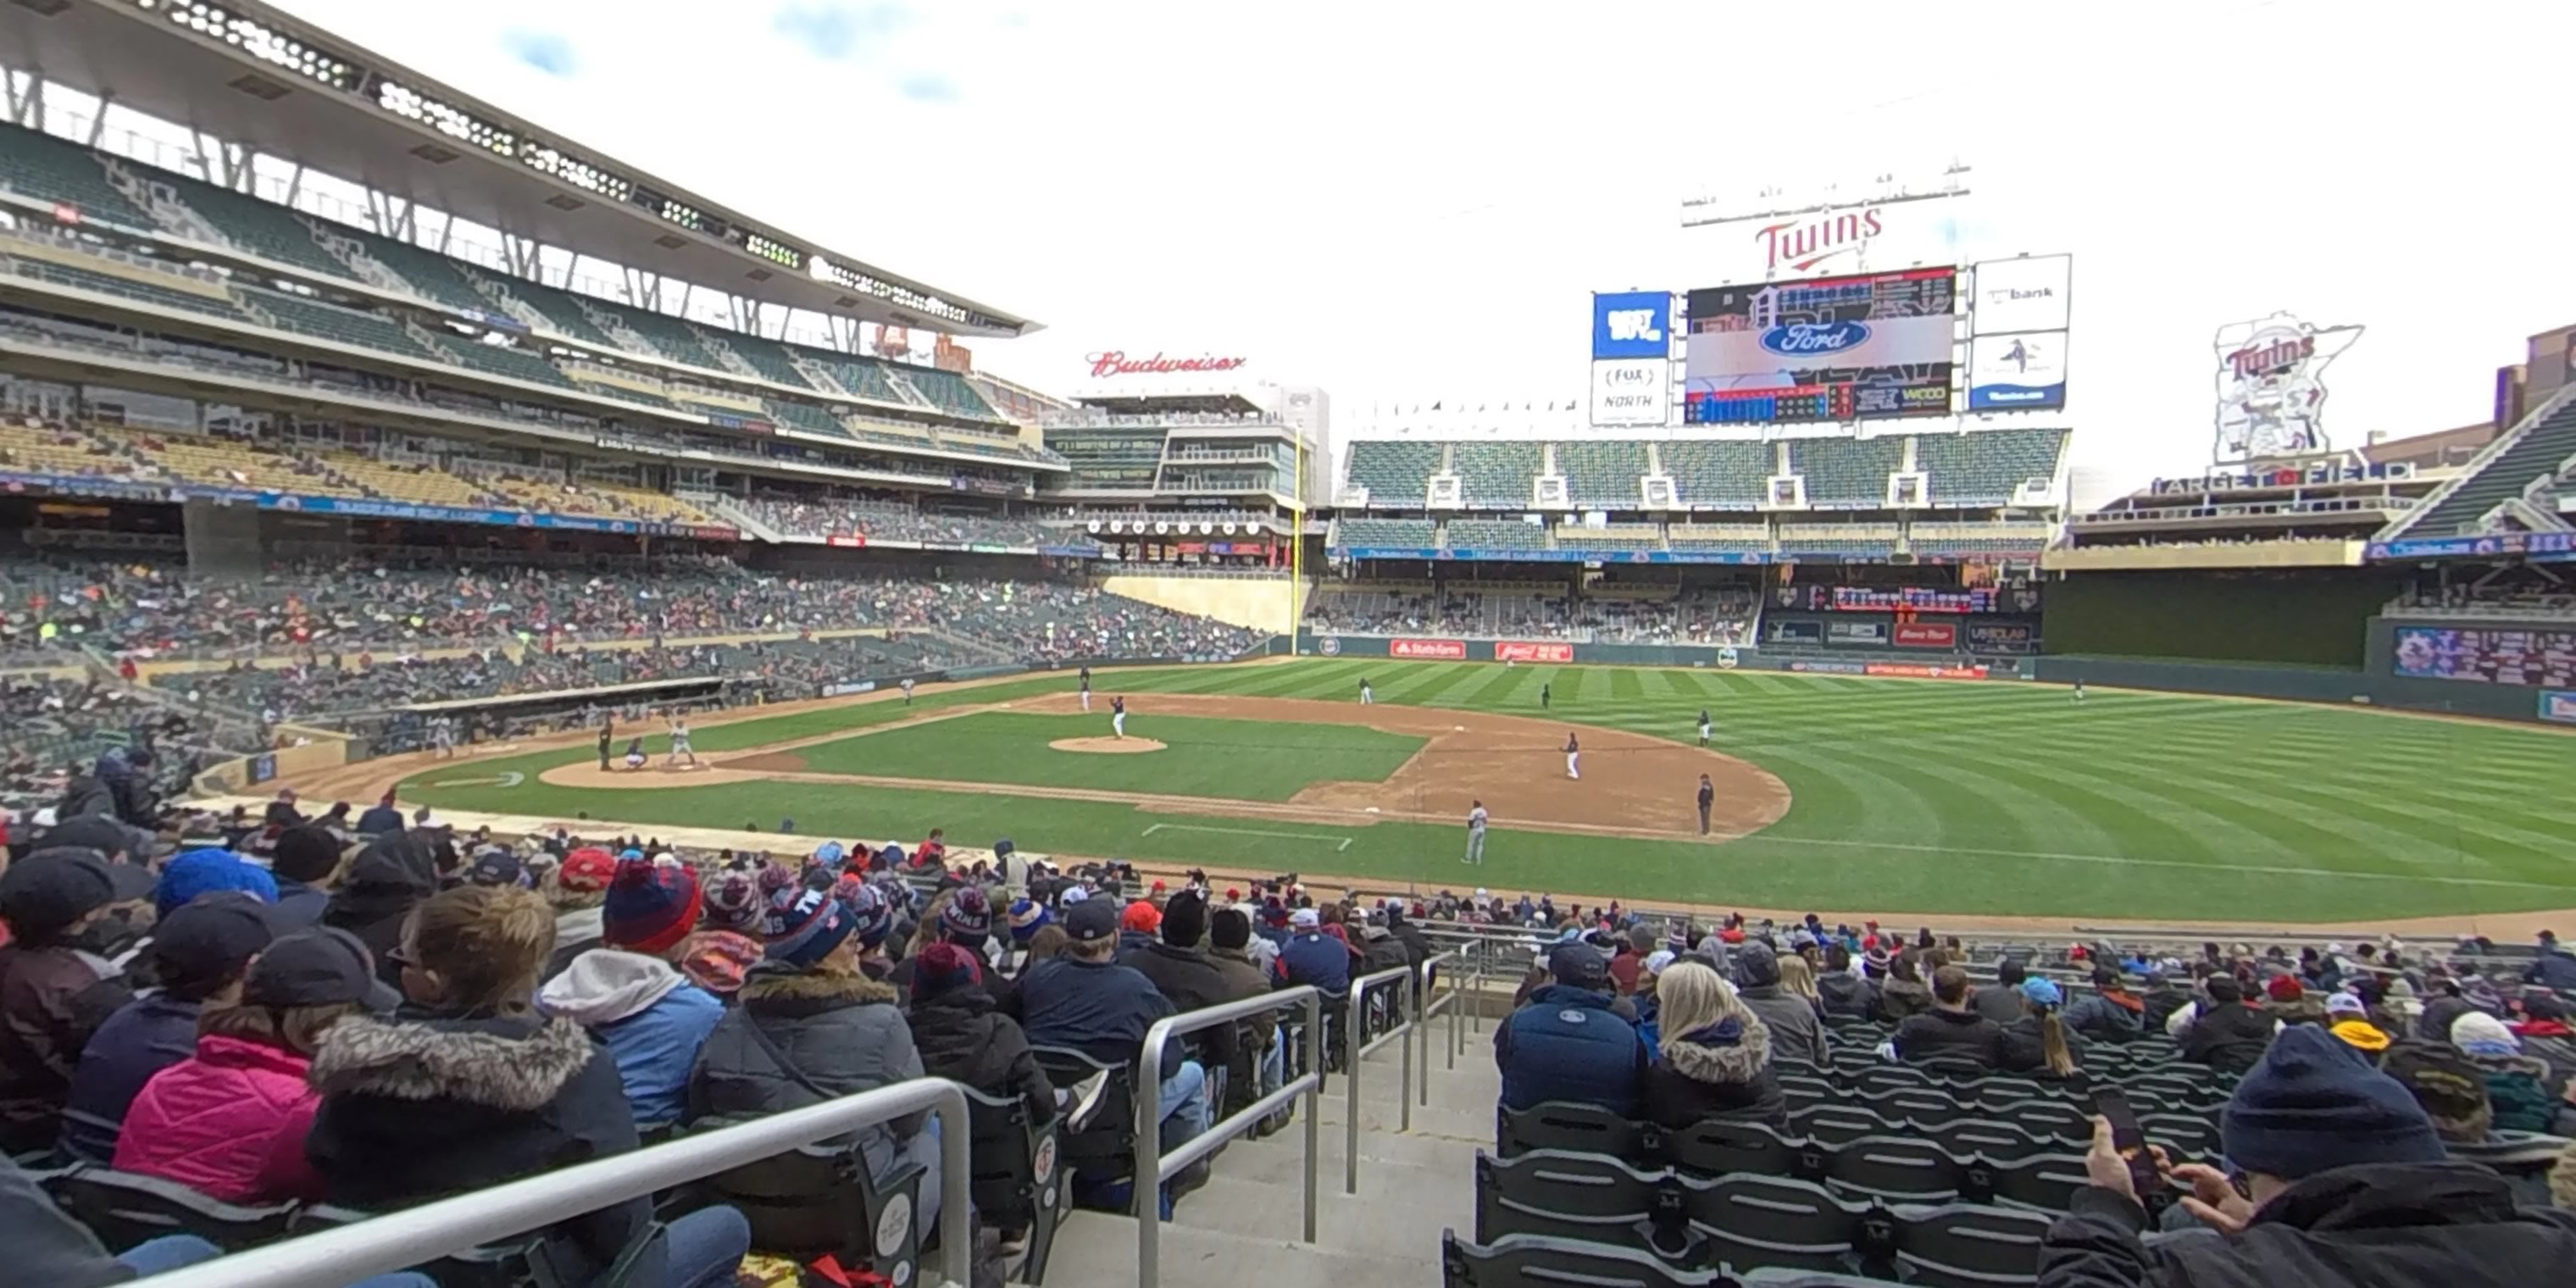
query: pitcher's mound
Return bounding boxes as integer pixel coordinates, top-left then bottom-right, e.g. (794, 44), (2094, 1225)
(1049, 736), (1167, 755)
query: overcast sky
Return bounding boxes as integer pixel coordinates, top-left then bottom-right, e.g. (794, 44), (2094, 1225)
(274, 0), (2575, 491)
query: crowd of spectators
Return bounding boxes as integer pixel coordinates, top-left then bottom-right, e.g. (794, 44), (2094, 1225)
(730, 494), (1056, 547)
(1304, 584), (1760, 645)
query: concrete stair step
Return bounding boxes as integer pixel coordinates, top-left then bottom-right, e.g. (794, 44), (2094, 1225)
(1217, 1131), (1477, 1204)
(1046, 1211), (1439, 1288)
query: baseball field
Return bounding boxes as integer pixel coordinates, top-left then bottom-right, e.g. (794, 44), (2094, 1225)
(376, 658), (2576, 927)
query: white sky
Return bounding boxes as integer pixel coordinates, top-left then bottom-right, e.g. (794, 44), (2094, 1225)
(271, 0), (2576, 492)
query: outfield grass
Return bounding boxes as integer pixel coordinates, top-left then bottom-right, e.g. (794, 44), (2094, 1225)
(791, 711), (1424, 800)
(401, 660), (2576, 924)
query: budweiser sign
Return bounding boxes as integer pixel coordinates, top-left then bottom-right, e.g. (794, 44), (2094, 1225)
(1086, 351), (1249, 379)
(1754, 208), (1885, 275)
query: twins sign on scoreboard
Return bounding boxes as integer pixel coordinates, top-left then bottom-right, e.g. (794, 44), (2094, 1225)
(1591, 291), (1674, 427)
(1683, 269), (1957, 425)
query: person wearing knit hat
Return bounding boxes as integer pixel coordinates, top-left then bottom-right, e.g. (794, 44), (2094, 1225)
(2444, 1012), (2562, 1135)
(2323, 991), (2390, 1056)
(600, 858), (703, 957)
(268, 824), (344, 929)
(537, 871), (725, 1130)
(939, 887), (994, 945)
(2049, 1024), (2576, 1284)
(2263, 973), (2328, 1028)
(903, 940), (1057, 1132)
(1007, 897), (1052, 944)
(153, 848), (278, 919)
(701, 864), (769, 935)
(1113, 891), (1241, 1084)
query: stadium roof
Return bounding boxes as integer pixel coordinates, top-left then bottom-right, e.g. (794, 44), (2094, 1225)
(2, 0), (1037, 339)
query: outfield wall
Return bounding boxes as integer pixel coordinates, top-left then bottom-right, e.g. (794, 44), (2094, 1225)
(2040, 570), (2404, 668)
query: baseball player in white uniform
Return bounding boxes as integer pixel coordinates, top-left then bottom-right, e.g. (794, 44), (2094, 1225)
(1564, 732), (1580, 780)
(1464, 800), (1488, 865)
(1359, 677), (1374, 705)
(1112, 695), (1127, 740)
(665, 715), (697, 768)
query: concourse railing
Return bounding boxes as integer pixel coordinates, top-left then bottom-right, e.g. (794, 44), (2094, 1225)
(141, 1079), (974, 1288)
(1135, 985), (1326, 1288)
(1342, 963), (1418, 1192)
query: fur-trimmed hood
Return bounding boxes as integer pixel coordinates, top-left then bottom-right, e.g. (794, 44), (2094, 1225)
(739, 962), (898, 1016)
(1659, 1013), (1774, 1085)
(308, 1012), (599, 1113)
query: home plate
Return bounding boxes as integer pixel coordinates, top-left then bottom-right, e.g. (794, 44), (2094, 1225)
(1365, 807), (1380, 814)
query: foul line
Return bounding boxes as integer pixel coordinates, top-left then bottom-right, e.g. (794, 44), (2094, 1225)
(1143, 822), (1354, 852)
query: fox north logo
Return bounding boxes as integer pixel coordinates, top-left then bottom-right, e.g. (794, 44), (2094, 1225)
(1591, 291), (1672, 359)
(1605, 309), (1662, 343)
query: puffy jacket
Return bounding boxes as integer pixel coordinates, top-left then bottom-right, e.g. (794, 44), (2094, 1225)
(1008, 955), (1180, 1069)
(1998, 1014), (2091, 1080)
(113, 1033), (324, 1204)
(2524, 948), (2576, 994)
(2062, 989), (2145, 1042)
(1274, 930), (1352, 997)
(92, 749), (157, 830)
(2464, 1052), (2559, 1135)
(2182, 1002), (2279, 1074)
(1641, 1014), (1786, 1130)
(537, 949), (724, 1130)
(1118, 941), (1241, 1072)
(1893, 1008), (2008, 1069)
(307, 1008), (657, 1287)
(60, 992), (203, 1163)
(2139, 985), (2195, 1033)
(1495, 984), (1648, 1116)
(907, 986), (1055, 1126)
(2037, 1161), (2576, 1288)
(1972, 983), (2029, 1025)
(1817, 972), (1879, 1020)
(0, 942), (132, 1153)
(691, 963), (926, 1182)
(1731, 952), (1829, 1069)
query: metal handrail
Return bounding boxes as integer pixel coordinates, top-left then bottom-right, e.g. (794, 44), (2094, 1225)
(142, 1078), (974, 1288)
(1135, 986), (1325, 1288)
(1343, 963), (1416, 1193)
(1413, 949), (1470, 1103)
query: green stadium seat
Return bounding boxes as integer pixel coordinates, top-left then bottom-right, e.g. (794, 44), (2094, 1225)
(1554, 441), (1649, 508)
(1659, 441), (1771, 508)
(0, 125), (155, 228)
(1453, 442), (1541, 508)
(2403, 396), (2576, 535)
(1345, 441), (1443, 504)
(241, 289), (437, 359)
(1445, 519), (1551, 551)
(1918, 430), (2068, 507)
(1790, 437), (1903, 507)
(168, 178), (358, 281)
(2, 254), (243, 320)
(1336, 517), (1439, 548)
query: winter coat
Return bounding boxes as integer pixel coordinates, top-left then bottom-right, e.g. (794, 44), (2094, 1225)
(1817, 972), (1879, 1020)
(2523, 948), (2576, 995)
(113, 1033), (325, 1204)
(268, 878), (330, 931)
(1209, 947), (1280, 1059)
(907, 987), (1055, 1126)
(306, 1007), (657, 1285)
(690, 964), (926, 1183)
(2139, 985), (2194, 1033)
(1641, 1015), (1786, 1130)
(1971, 983), (2029, 1025)
(1, 1150), (131, 1288)
(353, 805), (404, 836)
(60, 992), (203, 1163)
(1010, 955), (1182, 1070)
(2036, 1161), (2576, 1288)
(1736, 983), (1829, 1069)
(2181, 1002), (2279, 1074)
(319, 836), (439, 987)
(2463, 1052), (2559, 1135)
(1878, 976), (1935, 1020)
(0, 942), (131, 1153)
(1274, 930), (1352, 997)
(537, 949), (725, 1130)
(1893, 1008), (2007, 1069)
(2062, 990), (2145, 1042)
(2266, 998), (2329, 1029)
(1495, 984), (1649, 1116)
(1119, 941), (1241, 1072)
(1998, 1014), (2090, 1080)
(56, 774), (116, 824)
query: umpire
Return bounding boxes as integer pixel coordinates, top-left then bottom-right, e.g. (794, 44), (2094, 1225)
(1696, 774), (1715, 836)
(597, 718), (613, 771)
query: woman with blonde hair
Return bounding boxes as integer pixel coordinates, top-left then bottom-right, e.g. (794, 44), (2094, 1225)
(1776, 953), (1826, 1019)
(1640, 961), (1785, 1129)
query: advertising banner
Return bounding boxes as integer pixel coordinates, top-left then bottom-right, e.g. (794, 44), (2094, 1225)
(2392, 626), (2576, 688)
(1866, 662), (1990, 680)
(1786, 658), (1868, 675)
(1966, 622), (2037, 652)
(1391, 638), (1468, 660)
(2368, 532), (2576, 562)
(1967, 331), (2068, 411)
(1895, 622), (1957, 648)
(1590, 358), (1668, 426)
(1495, 641), (1575, 663)
(1770, 619), (1824, 645)
(1827, 621), (1888, 644)
(1684, 269), (1957, 425)
(2541, 690), (2576, 725)
(1591, 291), (1672, 359)
(1682, 199), (1965, 283)
(1970, 255), (2073, 334)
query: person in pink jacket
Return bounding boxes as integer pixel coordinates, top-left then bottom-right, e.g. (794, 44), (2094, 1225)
(114, 926), (398, 1204)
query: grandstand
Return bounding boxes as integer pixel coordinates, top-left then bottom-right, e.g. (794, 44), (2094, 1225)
(1554, 439), (1649, 508)
(2381, 386), (2576, 539)
(1452, 441), (1541, 508)
(1918, 428), (2067, 507)
(1342, 439), (1444, 505)
(1661, 439), (1774, 508)
(1789, 436), (1905, 508)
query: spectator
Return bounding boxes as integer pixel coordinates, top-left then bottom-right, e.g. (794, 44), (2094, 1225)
(2001, 977), (2088, 1080)
(1495, 943), (1647, 1117)
(1815, 943), (1876, 1020)
(308, 884), (752, 1288)
(2138, 969), (2194, 1033)
(1118, 892), (1241, 1081)
(2452, 1012), (2560, 1134)
(536, 859), (725, 1133)
(60, 892), (275, 1163)
(2062, 967), (2145, 1042)
(546, 847), (618, 966)
(114, 926), (397, 1203)
(1892, 964), (2007, 1069)
(2264, 974), (2328, 1027)
(321, 832), (440, 986)
(1731, 945), (1828, 1069)
(2179, 975), (2278, 1074)
(1274, 907), (1352, 999)
(2040, 1026), (2576, 1287)
(905, 941), (1055, 1127)
(2526, 930), (2576, 994)
(1607, 925), (1653, 997)
(887, 886), (1002, 1006)
(0, 847), (142, 1154)
(1640, 961), (1785, 1130)
(152, 847), (278, 919)
(269, 824), (344, 929)
(1878, 952), (1934, 1020)
(1205, 906), (1283, 1107)
(2328, 991), (2393, 1056)
(1011, 899), (1209, 1152)
(1974, 960), (2030, 1024)
(353, 791), (404, 836)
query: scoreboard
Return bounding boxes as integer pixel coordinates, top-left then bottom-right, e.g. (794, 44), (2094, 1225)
(1683, 268), (1958, 425)
(2393, 626), (2576, 689)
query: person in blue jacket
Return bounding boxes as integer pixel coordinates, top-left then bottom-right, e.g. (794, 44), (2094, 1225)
(536, 858), (724, 1131)
(1496, 942), (1649, 1116)
(1272, 908), (1352, 999)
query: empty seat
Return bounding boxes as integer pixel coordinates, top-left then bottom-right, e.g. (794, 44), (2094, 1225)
(1820, 1135), (1967, 1204)
(963, 1085), (1069, 1284)
(1475, 1148), (1671, 1249)
(1452, 443), (1541, 507)
(1344, 440), (1444, 504)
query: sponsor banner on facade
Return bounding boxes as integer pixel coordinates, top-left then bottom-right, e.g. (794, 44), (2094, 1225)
(1495, 641), (1575, 663)
(1971, 255), (2073, 335)
(1590, 358), (1668, 426)
(1865, 663), (1990, 680)
(1967, 330), (2068, 411)
(1391, 638), (1468, 660)
(1786, 659), (1869, 675)
(1591, 291), (1672, 359)
(1894, 622), (1958, 648)
(1715, 646), (1741, 670)
(825, 535), (868, 547)
(2368, 532), (2576, 562)
(2541, 690), (2576, 725)
(1966, 622), (2037, 652)
(1770, 619), (1824, 645)
(1827, 621), (1888, 644)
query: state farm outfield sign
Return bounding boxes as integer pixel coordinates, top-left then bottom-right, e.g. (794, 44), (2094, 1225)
(1390, 638), (1468, 660)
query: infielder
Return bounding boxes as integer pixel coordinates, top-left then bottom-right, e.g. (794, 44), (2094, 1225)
(1080, 665), (1093, 712)
(1111, 695), (1127, 740)
(1564, 731), (1580, 780)
(1541, 682), (1551, 709)
(665, 714), (697, 768)
(1696, 774), (1715, 836)
(430, 715), (456, 760)
(1697, 708), (1713, 747)
(901, 676), (915, 705)
(1359, 677), (1374, 705)
(1464, 799), (1488, 865)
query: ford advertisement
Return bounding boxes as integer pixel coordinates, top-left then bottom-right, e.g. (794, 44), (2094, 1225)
(1683, 268), (1957, 424)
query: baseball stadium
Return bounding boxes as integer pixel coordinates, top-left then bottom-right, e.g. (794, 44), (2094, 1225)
(2, 4), (2573, 1288)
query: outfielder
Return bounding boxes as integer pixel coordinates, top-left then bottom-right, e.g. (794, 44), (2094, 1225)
(1080, 665), (1093, 712)
(1464, 799), (1488, 865)
(901, 676), (915, 705)
(1541, 682), (1551, 709)
(2071, 680), (2086, 702)
(665, 714), (697, 768)
(1697, 708), (1713, 747)
(1359, 677), (1374, 705)
(1564, 731), (1580, 780)
(1112, 695), (1127, 740)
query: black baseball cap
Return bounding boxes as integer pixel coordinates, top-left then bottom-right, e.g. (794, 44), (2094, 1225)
(0, 847), (120, 936)
(149, 892), (277, 988)
(1063, 898), (1119, 945)
(465, 848), (528, 888)
(244, 926), (402, 1013)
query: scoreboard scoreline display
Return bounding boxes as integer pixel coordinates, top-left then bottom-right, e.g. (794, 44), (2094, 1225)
(1683, 268), (1958, 425)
